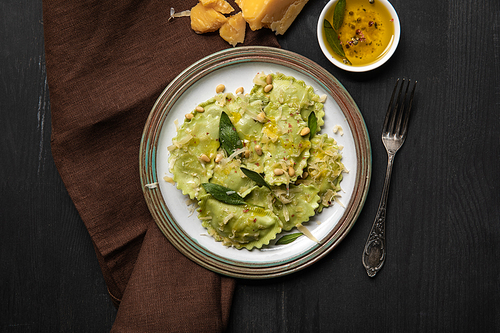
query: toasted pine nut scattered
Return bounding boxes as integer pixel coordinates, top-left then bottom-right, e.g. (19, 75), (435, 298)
(244, 150), (250, 158)
(235, 87), (244, 94)
(266, 74), (273, 85)
(195, 106), (205, 112)
(300, 127), (311, 136)
(216, 84), (225, 93)
(256, 112), (266, 123)
(185, 113), (194, 120)
(274, 168), (284, 176)
(254, 145), (262, 156)
(288, 166), (295, 177)
(215, 153), (224, 163)
(199, 154), (210, 163)
(264, 84), (273, 93)
(302, 172), (309, 179)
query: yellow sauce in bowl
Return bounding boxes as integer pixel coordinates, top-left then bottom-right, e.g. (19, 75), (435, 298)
(322, 0), (396, 67)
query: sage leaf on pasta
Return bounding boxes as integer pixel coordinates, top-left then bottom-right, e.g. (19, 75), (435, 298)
(308, 111), (318, 138)
(202, 183), (246, 205)
(219, 111), (243, 156)
(276, 233), (303, 245)
(240, 167), (271, 190)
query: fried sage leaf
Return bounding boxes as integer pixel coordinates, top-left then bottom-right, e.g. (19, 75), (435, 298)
(240, 167), (271, 190)
(324, 0), (352, 65)
(332, 0), (346, 31)
(219, 111), (243, 156)
(201, 183), (246, 205)
(324, 19), (348, 61)
(308, 111), (318, 138)
(276, 232), (303, 245)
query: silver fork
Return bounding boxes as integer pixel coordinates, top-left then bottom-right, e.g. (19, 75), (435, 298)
(362, 78), (417, 277)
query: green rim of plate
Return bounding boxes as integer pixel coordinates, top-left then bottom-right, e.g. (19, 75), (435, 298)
(139, 46), (371, 279)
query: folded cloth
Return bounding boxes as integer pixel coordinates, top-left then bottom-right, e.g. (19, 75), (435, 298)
(42, 0), (280, 331)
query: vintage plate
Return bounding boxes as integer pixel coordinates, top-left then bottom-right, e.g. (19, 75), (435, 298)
(139, 46), (371, 279)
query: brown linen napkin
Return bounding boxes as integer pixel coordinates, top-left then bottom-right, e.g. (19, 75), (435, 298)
(42, 0), (280, 331)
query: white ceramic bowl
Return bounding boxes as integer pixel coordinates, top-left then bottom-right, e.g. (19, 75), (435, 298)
(317, 0), (401, 72)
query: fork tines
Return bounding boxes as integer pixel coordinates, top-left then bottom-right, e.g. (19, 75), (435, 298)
(383, 78), (417, 139)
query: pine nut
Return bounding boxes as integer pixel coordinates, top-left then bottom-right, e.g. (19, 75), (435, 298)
(244, 150), (250, 158)
(215, 153), (223, 163)
(254, 145), (262, 156)
(300, 127), (311, 136)
(235, 87), (244, 94)
(264, 84), (273, 93)
(266, 74), (273, 85)
(274, 168), (284, 176)
(195, 106), (205, 112)
(199, 154), (210, 163)
(185, 113), (194, 120)
(288, 166), (295, 177)
(216, 84), (225, 93)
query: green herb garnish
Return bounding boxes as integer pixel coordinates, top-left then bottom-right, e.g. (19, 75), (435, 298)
(219, 111), (243, 156)
(201, 183), (246, 205)
(240, 167), (271, 190)
(332, 0), (346, 31)
(276, 233), (303, 245)
(324, 0), (352, 65)
(308, 111), (318, 139)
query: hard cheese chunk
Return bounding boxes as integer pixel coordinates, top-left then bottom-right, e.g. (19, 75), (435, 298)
(219, 12), (246, 47)
(200, 0), (235, 14)
(190, 2), (228, 34)
(235, 0), (309, 35)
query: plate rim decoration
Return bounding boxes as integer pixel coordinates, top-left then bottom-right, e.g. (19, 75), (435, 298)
(139, 46), (371, 279)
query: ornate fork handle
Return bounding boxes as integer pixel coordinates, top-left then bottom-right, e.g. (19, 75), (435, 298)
(362, 152), (396, 277)
(362, 78), (416, 277)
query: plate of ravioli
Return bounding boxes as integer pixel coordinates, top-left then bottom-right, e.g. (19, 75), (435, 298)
(139, 46), (371, 278)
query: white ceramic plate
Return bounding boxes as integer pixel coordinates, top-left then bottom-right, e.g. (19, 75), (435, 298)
(139, 46), (371, 279)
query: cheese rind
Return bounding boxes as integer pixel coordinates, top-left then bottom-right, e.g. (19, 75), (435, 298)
(268, 1), (308, 35)
(235, 0), (308, 34)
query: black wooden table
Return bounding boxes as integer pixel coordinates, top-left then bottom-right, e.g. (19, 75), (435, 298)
(2, 1), (499, 332)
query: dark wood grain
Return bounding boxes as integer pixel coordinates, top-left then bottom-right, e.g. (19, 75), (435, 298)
(1, 0), (499, 332)
(0, 1), (117, 331)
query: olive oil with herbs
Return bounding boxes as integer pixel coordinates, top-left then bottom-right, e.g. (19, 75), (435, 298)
(323, 0), (395, 66)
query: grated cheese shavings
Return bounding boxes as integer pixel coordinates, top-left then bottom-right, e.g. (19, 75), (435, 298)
(223, 213), (234, 225)
(296, 224), (320, 244)
(282, 205), (290, 222)
(163, 176), (175, 184)
(333, 125), (344, 136)
(168, 8), (191, 21)
(226, 147), (247, 162)
(145, 182), (158, 189)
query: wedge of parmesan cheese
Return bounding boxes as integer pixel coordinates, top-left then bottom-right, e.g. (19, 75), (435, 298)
(200, 0), (235, 14)
(219, 12), (246, 47)
(190, 2), (228, 34)
(235, 0), (309, 35)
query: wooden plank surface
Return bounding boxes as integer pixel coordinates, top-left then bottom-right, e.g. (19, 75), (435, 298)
(1, 0), (499, 332)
